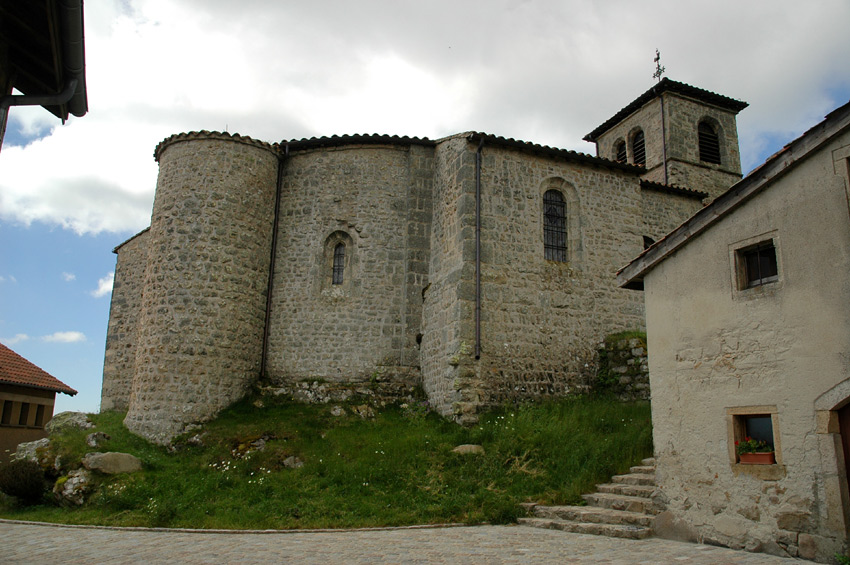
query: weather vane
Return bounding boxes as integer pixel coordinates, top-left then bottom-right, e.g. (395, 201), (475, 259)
(653, 49), (665, 82)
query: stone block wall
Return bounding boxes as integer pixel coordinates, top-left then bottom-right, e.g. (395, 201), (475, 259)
(641, 186), (704, 241)
(421, 136), (474, 419)
(472, 144), (647, 408)
(123, 133), (279, 444)
(663, 95), (743, 198)
(594, 92), (742, 201)
(264, 142), (434, 389)
(100, 228), (149, 411)
(596, 334), (649, 401)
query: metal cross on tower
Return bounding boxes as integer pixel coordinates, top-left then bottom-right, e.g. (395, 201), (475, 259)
(653, 49), (665, 82)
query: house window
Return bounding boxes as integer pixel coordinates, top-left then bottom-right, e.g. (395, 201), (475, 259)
(35, 404), (46, 428)
(332, 243), (345, 285)
(18, 402), (29, 426)
(733, 413), (776, 463)
(739, 241), (778, 288)
(698, 121), (721, 164)
(614, 140), (627, 163)
(1, 400), (12, 426)
(727, 406), (782, 472)
(543, 189), (567, 262)
(632, 130), (646, 166)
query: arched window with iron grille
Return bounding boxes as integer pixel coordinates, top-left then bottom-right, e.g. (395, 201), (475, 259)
(543, 190), (567, 262)
(332, 243), (345, 285)
(698, 121), (721, 164)
(631, 130), (646, 166)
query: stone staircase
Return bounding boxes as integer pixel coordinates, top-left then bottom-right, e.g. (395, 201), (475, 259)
(518, 458), (660, 540)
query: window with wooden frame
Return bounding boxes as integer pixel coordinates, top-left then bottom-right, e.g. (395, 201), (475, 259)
(631, 130), (646, 166)
(543, 189), (567, 262)
(738, 240), (778, 289)
(698, 121), (721, 164)
(727, 406), (782, 472)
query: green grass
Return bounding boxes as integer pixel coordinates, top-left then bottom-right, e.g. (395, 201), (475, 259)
(0, 394), (652, 529)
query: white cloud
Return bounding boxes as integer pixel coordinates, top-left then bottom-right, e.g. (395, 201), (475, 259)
(91, 272), (115, 298)
(62, 272), (76, 282)
(42, 331), (87, 343)
(0, 275), (17, 284)
(0, 0), (849, 237)
(1, 333), (30, 346)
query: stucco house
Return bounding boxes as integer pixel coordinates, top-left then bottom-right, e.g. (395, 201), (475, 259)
(618, 100), (850, 561)
(0, 343), (77, 463)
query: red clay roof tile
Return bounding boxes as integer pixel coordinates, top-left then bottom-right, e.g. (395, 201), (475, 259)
(0, 343), (77, 396)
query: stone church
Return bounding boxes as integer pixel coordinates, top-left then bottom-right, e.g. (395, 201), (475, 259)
(101, 78), (747, 444)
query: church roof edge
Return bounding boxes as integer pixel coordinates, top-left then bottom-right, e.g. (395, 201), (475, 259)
(584, 78), (749, 143)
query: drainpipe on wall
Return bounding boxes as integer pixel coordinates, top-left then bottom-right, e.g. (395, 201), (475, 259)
(0, 78), (78, 113)
(474, 138), (484, 360)
(660, 92), (669, 185)
(260, 142), (288, 379)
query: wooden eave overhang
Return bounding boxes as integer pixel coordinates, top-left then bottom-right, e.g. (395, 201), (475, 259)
(0, 0), (88, 120)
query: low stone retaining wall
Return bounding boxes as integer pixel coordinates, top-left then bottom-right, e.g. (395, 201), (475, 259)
(596, 333), (649, 401)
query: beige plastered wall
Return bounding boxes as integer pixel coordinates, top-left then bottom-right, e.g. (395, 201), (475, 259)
(643, 128), (850, 561)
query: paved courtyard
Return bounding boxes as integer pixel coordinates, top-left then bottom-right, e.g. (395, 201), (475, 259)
(0, 520), (799, 563)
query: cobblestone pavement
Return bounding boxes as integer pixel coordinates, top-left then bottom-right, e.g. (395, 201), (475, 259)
(0, 521), (798, 564)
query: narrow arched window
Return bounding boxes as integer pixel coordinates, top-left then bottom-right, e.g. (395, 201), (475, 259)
(632, 130), (646, 166)
(614, 140), (627, 163)
(698, 121), (721, 164)
(332, 243), (345, 285)
(543, 190), (567, 262)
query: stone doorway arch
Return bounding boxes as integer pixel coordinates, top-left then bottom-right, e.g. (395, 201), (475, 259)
(814, 378), (850, 538)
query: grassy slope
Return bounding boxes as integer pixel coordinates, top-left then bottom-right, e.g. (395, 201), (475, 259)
(0, 394), (652, 529)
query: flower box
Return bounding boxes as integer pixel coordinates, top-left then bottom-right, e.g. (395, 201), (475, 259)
(739, 452), (775, 465)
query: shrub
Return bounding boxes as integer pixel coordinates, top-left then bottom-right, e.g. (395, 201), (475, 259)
(0, 459), (48, 504)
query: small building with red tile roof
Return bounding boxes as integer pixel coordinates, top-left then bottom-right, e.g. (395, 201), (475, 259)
(0, 343), (77, 462)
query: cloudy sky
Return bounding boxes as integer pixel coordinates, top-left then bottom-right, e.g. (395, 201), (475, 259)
(2, 0), (849, 414)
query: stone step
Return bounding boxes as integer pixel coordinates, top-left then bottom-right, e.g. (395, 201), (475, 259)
(518, 517), (652, 540)
(582, 492), (659, 515)
(596, 482), (655, 498)
(611, 472), (656, 486)
(629, 465), (655, 475)
(532, 504), (654, 527)
(641, 458), (656, 466)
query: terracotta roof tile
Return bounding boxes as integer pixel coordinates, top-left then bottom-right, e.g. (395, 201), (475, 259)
(584, 78), (748, 142)
(0, 343), (77, 396)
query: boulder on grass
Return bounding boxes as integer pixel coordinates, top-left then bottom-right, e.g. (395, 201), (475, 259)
(82, 452), (142, 474)
(12, 438), (51, 464)
(54, 468), (92, 506)
(86, 432), (111, 448)
(452, 444), (485, 455)
(45, 412), (93, 435)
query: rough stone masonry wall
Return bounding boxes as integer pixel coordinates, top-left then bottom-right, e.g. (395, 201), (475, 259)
(124, 133), (279, 444)
(596, 334), (649, 401)
(100, 228), (149, 411)
(663, 94), (742, 199)
(594, 94), (741, 200)
(473, 144), (648, 408)
(641, 187), (704, 241)
(264, 143), (433, 394)
(421, 136), (475, 419)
